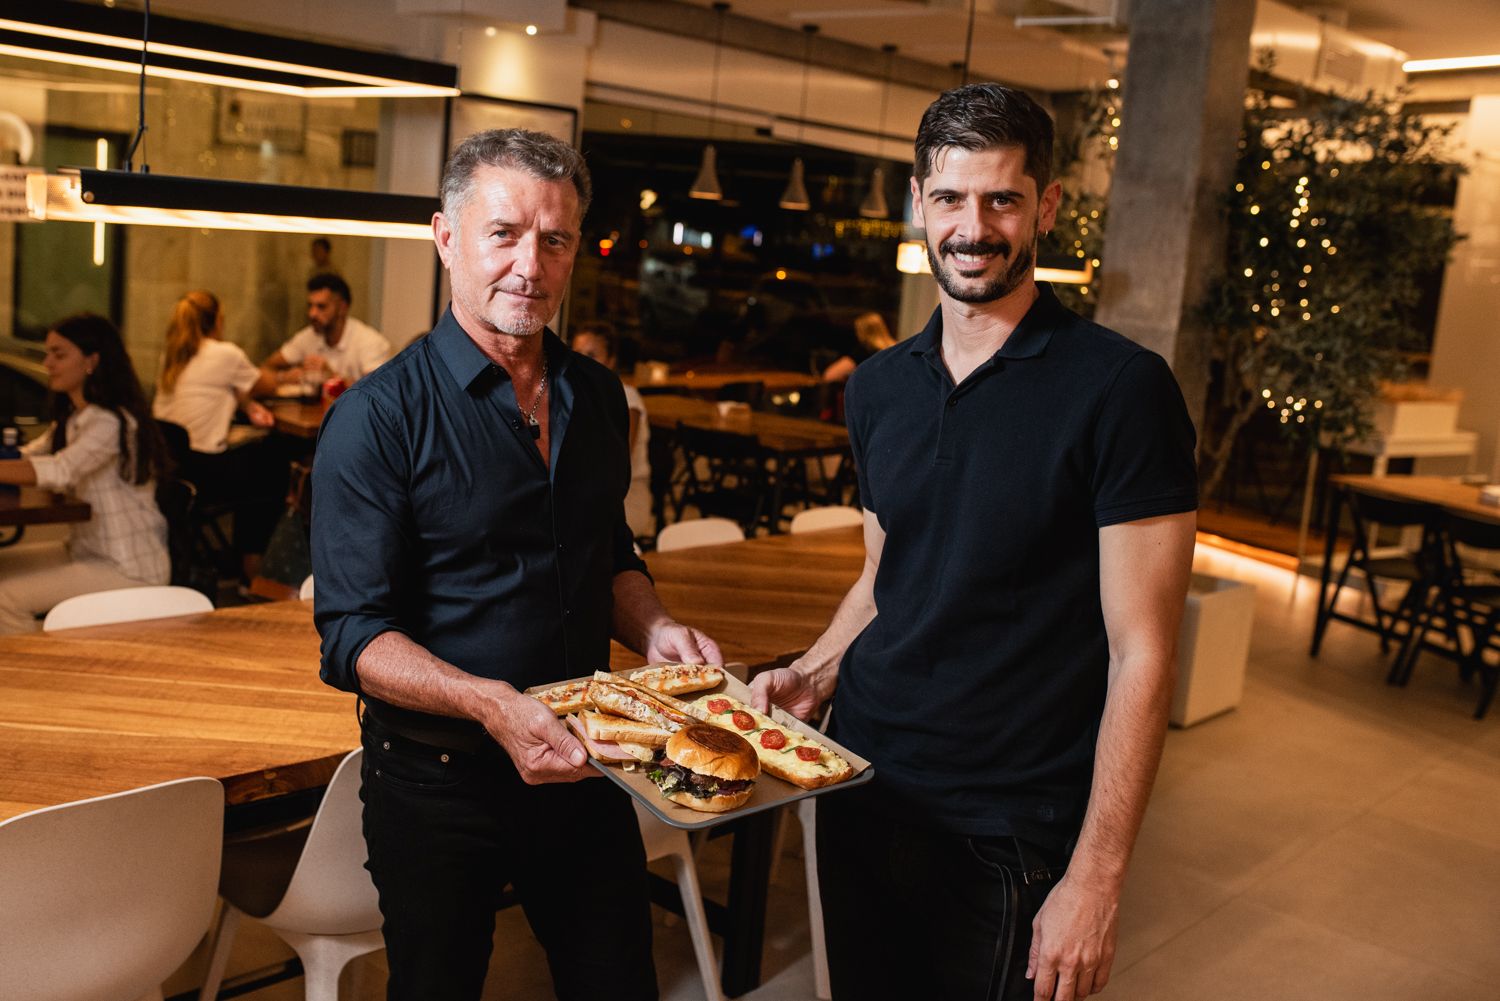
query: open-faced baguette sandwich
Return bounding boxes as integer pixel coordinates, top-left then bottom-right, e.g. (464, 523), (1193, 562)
(626, 663), (725, 697)
(587, 671), (707, 732)
(565, 710), (671, 763)
(530, 680), (593, 716)
(646, 724), (760, 813)
(692, 694), (855, 790)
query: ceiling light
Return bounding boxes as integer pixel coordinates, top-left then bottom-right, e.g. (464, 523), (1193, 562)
(0, 1), (458, 99)
(1402, 54), (1500, 73)
(690, 3), (731, 201)
(27, 168), (436, 241)
(859, 44), (897, 220)
(525, 24), (538, 36)
(780, 24), (818, 212)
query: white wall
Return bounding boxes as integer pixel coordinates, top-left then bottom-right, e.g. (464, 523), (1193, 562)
(1429, 95), (1500, 480)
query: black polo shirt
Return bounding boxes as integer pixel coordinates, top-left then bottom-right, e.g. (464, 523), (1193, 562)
(312, 308), (646, 743)
(834, 284), (1197, 849)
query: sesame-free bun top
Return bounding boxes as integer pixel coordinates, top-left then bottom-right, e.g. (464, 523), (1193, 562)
(667, 725), (760, 783)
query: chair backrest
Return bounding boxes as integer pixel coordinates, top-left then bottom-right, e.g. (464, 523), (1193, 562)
(657, 517), (746, 552)
(155, 418), (193, 473)
(263, 749), (381, 936)
(299, 574), (315, 600)
(44, 585), (214, 631)
(0, 777), (224, 1001)
(790, 505), (863, 534)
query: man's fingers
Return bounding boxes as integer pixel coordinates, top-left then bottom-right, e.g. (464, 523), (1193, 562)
(1075, 967), (1098, 999)
(1031, 964), (1057, 1001)
(697, 632), (724, 665)
(748, 676), (774, 713)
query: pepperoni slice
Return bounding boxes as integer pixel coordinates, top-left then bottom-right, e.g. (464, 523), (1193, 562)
(706, 698), (732, 714)
(795, 746), (822, 761)
(731, 710), (756, 731)
(759, 729), (787, 750)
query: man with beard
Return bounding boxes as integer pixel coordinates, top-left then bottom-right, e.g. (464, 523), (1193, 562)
(261, 272), (392, 388)
(752, 84), (1198, 1001)
(312, 129), (720, 1000)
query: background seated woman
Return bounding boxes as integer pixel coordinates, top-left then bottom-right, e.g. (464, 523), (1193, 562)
(0, 314), (170, 632)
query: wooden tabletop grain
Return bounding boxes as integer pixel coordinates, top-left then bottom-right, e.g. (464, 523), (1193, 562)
(265, 399), (330, 439)
(0, 527), (865, 820)
(643, 394), (850, 455)
(627, 368), (821, 395)
(1329, 475), (1500, 525)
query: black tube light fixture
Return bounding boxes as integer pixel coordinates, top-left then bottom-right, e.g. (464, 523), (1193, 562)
(0, 0), (459, 99)
(28, 168), (439, 241)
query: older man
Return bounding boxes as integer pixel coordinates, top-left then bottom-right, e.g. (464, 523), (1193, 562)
(313, 129), (718, 1000)
(753, 84), (1199, 1001)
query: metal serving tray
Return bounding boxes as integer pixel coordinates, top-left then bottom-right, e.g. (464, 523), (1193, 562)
(527, 668), (873, 831)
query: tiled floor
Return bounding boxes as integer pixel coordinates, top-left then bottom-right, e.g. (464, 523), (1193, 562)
(172, 544), (1500, 1000)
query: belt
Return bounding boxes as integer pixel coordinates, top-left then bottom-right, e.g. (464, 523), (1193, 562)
(359, 698), (492, 755)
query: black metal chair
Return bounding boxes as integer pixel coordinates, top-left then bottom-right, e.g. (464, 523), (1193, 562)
(156, 419), (236, 577)
(673, 422), (771, 535)
(1392, 512), (1500, 719)
(1311, 490), (1443, 656)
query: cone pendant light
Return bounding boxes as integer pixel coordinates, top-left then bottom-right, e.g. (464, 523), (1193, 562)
(859, 44), (897, 219)
(690, 3), (730, 200)
(780, 23), (818, 211)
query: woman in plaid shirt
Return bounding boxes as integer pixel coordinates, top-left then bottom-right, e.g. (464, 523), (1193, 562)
(0, 314), (170, 632)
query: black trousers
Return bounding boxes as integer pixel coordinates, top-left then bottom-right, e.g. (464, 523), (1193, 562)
(184, 440), (287, 556)
(817, 785), (1070, 1001)
(359, 715), (658, 1001)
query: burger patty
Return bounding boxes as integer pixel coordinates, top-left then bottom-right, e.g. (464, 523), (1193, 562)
(648, 754), (754, 799)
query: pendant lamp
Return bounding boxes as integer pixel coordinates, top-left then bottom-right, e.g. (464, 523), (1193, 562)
(858, 44), (897, 219)
(779, 23), (818, 211)
(689, 2), (730, 200)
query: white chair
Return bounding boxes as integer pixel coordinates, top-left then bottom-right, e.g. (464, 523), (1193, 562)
(199, 749), (382, 1001)
(789, 506), (863, 534)
(0, 777), (224, 1001)
(656, 517), (745, 552)
(299, 574), (315, 600)
(44, 584), (213, 631)
(798, 797), (831, 1000)
(635, 804), (725, 1001)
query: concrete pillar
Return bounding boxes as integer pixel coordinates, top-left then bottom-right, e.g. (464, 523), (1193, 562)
(1429, 95), (1500, 480)
(1092, 0), (1257, 432)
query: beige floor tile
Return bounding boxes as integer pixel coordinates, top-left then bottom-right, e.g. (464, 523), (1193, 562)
(1242, 812), (1500, 984)
(1103, 897), (1488, 1001)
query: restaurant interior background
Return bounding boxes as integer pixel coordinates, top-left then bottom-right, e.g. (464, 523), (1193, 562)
(1, 0), (1498, 561)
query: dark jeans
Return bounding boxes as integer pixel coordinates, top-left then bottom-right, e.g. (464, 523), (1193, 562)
(359, 715), (658, 1001)
(185, 440), (287, 556)
(817, 785), (1070, 1001)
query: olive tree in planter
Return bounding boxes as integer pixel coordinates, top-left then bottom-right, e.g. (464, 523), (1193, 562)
(1197, 84), (1462, 498)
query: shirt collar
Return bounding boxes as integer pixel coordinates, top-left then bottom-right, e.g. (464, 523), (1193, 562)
(906, 281), (1064, 364)
(430, 307), (573, 392)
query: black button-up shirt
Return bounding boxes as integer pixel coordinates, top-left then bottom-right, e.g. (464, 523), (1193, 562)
(312, 308), (646, 741)
(835, 285), (1198, 848)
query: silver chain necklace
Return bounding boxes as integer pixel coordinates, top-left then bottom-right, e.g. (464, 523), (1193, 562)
(521, 355), (548, 440)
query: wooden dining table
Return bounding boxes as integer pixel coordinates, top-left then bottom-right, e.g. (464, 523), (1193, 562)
(627, 367), (821, 397)
(643, 393), (850, 456)
(0, 487), (91, 547)
(265, 398), (331, 439)
(0, 526), (865, 995)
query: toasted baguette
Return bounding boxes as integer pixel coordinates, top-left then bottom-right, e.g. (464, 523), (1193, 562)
(587, 671), (707, 732)
(627, 663), (726, 697)
(580, 710), (671, 748)
(691, 694), (855, 790)
(531, 680), (591, 716)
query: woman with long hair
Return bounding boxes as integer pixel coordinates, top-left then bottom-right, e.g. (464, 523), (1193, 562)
(152, 290), (281, 580)
(0, 313), (170, 631)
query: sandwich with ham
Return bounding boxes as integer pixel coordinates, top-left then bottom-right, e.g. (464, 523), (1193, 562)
(647, 724), (760, 813)
(566, 710), (670, 763)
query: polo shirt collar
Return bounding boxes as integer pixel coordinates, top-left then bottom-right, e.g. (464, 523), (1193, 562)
(906, 281), (1065, 365)
(430, 307), (573, 392)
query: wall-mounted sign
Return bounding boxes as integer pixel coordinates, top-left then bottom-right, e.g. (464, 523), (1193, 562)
(216, 89), (307, 152)
(0, 165), (42, 222)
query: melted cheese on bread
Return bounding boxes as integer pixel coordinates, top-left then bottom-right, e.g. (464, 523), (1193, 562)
(691, 694), (854, 790)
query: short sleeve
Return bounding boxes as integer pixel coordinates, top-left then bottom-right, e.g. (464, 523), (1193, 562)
(311, 390), (413, 693)
(1091, 351), (1199, 528)
(223, 342), (260, 393)
(279, 332), (308, 365)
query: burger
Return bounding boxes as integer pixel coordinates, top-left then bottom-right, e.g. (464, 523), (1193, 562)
(647, 724), (760, 813)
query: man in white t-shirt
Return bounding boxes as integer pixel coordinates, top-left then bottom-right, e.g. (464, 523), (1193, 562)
(261, 274), (393, 389)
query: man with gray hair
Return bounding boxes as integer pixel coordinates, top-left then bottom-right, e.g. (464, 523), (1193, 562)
(312, 128), (718, 999)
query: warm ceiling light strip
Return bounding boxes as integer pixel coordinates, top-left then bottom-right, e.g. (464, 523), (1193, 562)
(27, 170), (437, 242)
(1402, 54), (1500, 73)
(0, 18), (458, 93)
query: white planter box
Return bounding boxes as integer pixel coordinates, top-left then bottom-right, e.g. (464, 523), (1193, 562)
(1370, 400), (1459, 439)
(1171, 573), (1256, 727)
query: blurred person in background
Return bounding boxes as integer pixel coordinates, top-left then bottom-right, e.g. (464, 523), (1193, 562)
(570, 321), (652, 539)
(0, 314), (169, 632)
(261, 273), (392, 390)
(153, 289), (285, 581)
